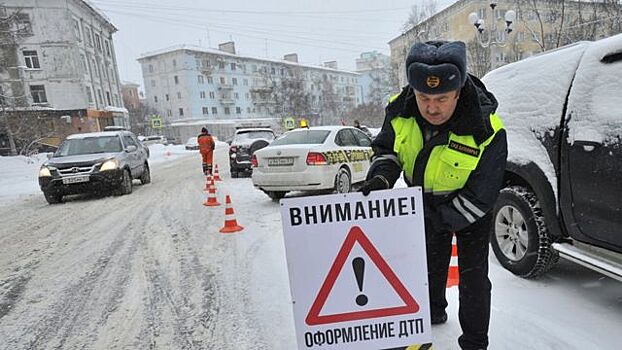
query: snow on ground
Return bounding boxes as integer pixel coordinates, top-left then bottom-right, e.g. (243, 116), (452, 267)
(0, 144), (620, 349)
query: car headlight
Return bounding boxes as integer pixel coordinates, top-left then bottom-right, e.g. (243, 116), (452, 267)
(100, 159), (119, 171)
(39, 166), (52, 177)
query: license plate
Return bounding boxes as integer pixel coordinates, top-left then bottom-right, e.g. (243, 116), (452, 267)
(62, 175), (90, 184)
(268, 157), (294, 166)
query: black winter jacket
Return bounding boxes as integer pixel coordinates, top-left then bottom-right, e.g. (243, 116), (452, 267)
(368, 74), (508, 233)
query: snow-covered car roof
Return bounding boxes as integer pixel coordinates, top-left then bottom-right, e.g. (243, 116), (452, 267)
(66, 131), (126, 139)
(234, 128), (274, 134)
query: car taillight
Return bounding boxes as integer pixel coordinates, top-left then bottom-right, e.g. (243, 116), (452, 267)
(230, 145), (238, 153)
(251, 154), (258, 167)
(306, 152), (328, 165)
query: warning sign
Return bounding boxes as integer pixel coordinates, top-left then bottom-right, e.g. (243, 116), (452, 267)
(280, 187), (432, 350)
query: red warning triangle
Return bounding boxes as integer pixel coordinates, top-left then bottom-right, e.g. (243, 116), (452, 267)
(305, 226), (420, 325)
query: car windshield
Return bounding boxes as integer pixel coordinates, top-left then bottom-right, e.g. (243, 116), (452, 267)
(56, 136), (123, 156)
(233, 131), (275, 142)
(270, 130), (330, 146)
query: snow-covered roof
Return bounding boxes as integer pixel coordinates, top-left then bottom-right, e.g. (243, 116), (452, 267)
(66, 131), (124, 139)
(138, 44), (360, 75)
(104, 106), (128, 114)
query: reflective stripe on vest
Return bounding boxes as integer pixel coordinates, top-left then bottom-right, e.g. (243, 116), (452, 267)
(391, 113), (504, 193)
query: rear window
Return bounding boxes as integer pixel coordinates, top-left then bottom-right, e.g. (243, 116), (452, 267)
(271, 130), (330, 146)
(233, 130), (275, 142)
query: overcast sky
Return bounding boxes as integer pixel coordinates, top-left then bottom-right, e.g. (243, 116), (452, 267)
(91, 0), (456, 89)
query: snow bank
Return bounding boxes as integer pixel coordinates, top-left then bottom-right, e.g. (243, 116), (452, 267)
(0, 154), (49, 201)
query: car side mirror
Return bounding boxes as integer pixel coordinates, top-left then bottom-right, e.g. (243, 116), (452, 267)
(126, 145), (138, 153)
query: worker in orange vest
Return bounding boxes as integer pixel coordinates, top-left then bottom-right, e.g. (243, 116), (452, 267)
(197, 127), (215, 175)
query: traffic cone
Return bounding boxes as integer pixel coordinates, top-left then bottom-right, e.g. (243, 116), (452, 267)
(213, 164), (222, 181)
(202, 182), (220, 207)
(447, 234), (459, 288)
(219, 195), (244, 233)
(203, 174), (212, 191)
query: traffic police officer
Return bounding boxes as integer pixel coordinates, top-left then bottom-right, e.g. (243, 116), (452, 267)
(359, 41), (507, 350)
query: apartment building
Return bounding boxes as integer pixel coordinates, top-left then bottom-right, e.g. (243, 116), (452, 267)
(138, 42), (360, 140)
(0, 0), (127, 154)
(355, 51), (392, 105)
(389, 0), (620, 88)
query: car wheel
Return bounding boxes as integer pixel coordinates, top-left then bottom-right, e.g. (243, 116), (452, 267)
(231, 170), (239, 178)
(491, 186), (558, 278)
(267, 191), (287, 201)
(43, 191), (63, 204)
(140, 163), (151, 184)
(114, 169), (133, 196)
(334, 168), (352, 193)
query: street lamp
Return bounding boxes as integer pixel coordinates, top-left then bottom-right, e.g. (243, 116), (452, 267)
(468, 1), (516, 47)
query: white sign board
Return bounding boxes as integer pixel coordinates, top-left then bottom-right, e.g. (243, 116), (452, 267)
(280, 187), (432, 350)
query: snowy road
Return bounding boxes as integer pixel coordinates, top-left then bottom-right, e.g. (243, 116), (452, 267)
(0, 147), (620, 349)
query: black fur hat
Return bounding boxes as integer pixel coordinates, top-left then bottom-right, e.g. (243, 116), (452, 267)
(201, 127), (208, 133)
(406, 40), (467, 94)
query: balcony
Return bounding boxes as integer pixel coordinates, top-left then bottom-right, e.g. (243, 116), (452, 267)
(219, 98), (235, 105)
(218, 83), (233, 90)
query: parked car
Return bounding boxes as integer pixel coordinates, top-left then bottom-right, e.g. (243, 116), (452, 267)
(482, 34), (622, 281)
(38, 131), (151, 204)
(251, 126), (373, 201)
(141, 135), (167, 146)
(229, 128), (276, 177)
(185, 137), (199, 150)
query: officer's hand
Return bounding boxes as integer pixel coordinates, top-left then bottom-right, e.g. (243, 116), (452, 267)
(358, 176), (389, 196)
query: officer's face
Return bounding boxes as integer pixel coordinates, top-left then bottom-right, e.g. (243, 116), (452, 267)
(414, 90), (460, 126)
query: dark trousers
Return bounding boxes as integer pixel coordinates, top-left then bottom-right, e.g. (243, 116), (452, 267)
(426, 214), (492, 350)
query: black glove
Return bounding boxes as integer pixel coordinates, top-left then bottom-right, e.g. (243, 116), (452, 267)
(359, 175), (390, 196)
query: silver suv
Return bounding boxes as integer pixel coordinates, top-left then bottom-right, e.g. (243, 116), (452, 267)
(38, 131), (150, 204)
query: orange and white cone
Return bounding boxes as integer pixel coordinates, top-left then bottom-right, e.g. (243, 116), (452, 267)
(447, 234), (459, 288)
(202, 182), (220, 207)
(213, 164), (222, 181)
(203, 174), (212, 191)
(219, 195), (243, 233)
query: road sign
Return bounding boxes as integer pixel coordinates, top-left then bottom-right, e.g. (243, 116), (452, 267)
(280, 188), (432, 350)
(284, 117), (296, 130)
(151, 115), (163, 129)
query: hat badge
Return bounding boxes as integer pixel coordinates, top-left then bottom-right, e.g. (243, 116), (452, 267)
(426, 76), (441, 88)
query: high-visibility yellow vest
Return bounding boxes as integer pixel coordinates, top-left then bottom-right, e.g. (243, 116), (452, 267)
(390, 113), (504, 193)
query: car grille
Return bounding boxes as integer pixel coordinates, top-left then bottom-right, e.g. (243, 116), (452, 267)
(57, 165), (96, 177)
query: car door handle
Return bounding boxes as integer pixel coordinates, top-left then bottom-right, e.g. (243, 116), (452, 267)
(573, 140), (601, 152)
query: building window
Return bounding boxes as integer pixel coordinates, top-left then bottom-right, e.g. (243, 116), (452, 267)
(224, 107), (230, 115)
(234, 92), (239, 99)
(81, 54), (88, 74)
(207, 77), (213, 84)
(198, 75), (204, 84)
(174, 75), (179, 84)
(30, 85), (47, 103)
(83, 25), (92, 46)
(202, 107), (209, 115)
(252, 64), (257, 72)
(220, 76), (225, 84)
(86, 86), (93, 103)
(173, 59), (177, 67)
(209, 91), (215, 99)
(179, 108), (184, 116)
(97, 89), (102, 104)
(165, 94), (169, 101)
(167, 109), (172, 116)
(236, 107), (241, 114)
(245, 93), (249, 100)
(212, 107), (217, 114)
(73, 19), (81, 41)
(232, 77), (238, 85)
(16, 13), (33, 35)
(23, 50), (40, 69)
(219, 61), (225, 69)
(149, 64), (154, 73)
(106, 91), (112, 105)
(94, 33), (102, 51)
(177, 92), (182, 99)
(154, 95), (158, 103)
(271, 67), (275, 75)
(231, 63), (236, 70)
(200, 91), (206, 99)
(104, 40), (111, 56)
(243, 79), (248, 86)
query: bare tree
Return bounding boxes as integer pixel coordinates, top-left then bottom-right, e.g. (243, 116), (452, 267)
(402, 0), (439, 32)
(466, 39), (492, 78)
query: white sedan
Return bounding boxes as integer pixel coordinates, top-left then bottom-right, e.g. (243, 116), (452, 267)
(251, 126), (373, 201)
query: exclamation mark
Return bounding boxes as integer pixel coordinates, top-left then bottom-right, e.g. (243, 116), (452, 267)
(352, 257), (368, 306)
(411, 196), (417, 214)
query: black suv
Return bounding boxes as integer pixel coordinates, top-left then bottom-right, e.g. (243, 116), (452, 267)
(38, 131), (150, 204)
(228, 128), (275, 177)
